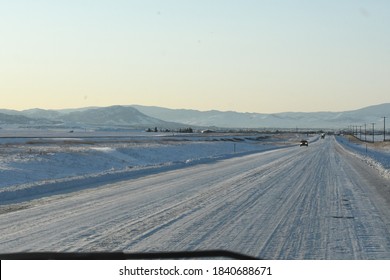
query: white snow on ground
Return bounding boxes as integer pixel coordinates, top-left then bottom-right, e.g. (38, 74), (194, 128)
(0, 132), (306, 204)
(0, 135), (268, 188)
(0, 132), (389, 259)
(336, 136), (390, 179)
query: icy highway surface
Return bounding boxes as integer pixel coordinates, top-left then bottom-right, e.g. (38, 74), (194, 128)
(1, 136), (390, 259)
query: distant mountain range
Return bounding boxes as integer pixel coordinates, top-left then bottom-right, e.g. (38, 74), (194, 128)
(133, 103), (389, 129)
(0, 103), (389, 130)
(0, 106), (182, 130)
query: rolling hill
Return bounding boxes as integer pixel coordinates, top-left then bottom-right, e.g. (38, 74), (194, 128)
(132, 103), (390, 129)
(0, 103), (389, 129)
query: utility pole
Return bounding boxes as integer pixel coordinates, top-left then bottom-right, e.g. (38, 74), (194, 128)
(364, 123), (367, 142)
(384, 117), (387, 142)
(372, 123), (375, 143)
(359, 125), (362, 141)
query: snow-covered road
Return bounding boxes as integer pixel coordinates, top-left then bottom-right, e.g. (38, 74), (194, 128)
(1, 136), (390, 259)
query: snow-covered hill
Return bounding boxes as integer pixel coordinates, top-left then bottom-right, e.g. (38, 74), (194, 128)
(0, 103), (389, 129)
(132, 103), (390, 129)
(58, 106), (181, 128)
(0, 106), (184, 129)
(0, 113), (59, 126)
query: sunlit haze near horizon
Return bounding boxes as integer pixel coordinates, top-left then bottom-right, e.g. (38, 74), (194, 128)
(1, 0), (389, 114)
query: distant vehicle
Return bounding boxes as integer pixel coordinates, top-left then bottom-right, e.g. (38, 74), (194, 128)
(321, 133), (325, 139)
(300, 140), (308, 146)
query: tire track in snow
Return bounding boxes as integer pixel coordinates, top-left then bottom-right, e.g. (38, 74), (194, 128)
(122, 137), (390, 259)
(1, 137), (390, 259)
(83, 151), (297, 251)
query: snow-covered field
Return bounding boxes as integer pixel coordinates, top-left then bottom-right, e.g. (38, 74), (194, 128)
(0, 131), (300, 204)
(1, 131), (389, 259)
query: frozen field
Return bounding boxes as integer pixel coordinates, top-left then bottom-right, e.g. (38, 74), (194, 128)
(0, 131), (297, 203)
(0, 131), (390, 259)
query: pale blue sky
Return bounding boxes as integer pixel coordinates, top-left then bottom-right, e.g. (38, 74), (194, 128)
(1, 0), (389, 113)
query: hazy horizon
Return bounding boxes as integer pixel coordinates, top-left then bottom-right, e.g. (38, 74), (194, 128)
(1, 0), (389, 113)
(1, 101), (388, 115)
